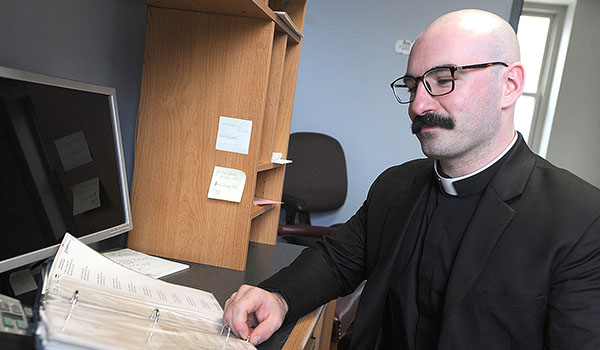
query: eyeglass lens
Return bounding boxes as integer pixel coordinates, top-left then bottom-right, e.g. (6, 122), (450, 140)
(393, 67), (455, 103)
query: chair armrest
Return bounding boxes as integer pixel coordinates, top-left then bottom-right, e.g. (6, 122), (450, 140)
(282, 194), (311, 224)
(282, 193), (309, 211)
(277, 225), (336, 237)
(333, 280), (366, 341)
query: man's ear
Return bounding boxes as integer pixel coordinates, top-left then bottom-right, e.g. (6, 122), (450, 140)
(501, 62), (525, 109)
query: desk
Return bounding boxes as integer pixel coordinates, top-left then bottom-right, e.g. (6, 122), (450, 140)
(163, 241), (334, 350)
(3, 241), (334, 350)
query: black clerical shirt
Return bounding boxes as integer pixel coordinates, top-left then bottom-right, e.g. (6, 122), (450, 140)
(380, 152), (510, 349)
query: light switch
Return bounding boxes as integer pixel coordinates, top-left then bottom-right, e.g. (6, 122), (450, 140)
(395, 39), (414, 55)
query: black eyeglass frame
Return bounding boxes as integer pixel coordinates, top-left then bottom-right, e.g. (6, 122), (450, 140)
(390, 61), (509, 104)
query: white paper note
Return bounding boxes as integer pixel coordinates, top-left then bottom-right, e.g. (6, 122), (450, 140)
(102, 248), (189, 279)
(207, 166), (246, 203)
(215, 116), (252, 155)
(271, 152), (292, 164)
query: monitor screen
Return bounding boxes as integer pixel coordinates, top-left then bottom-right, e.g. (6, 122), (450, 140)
(0, 66), (132, 274)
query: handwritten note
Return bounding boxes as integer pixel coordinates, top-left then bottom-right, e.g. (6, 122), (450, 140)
(215, 116), (252, 155)
(102, 248), (189, 279)
(207, 166), (246, 203)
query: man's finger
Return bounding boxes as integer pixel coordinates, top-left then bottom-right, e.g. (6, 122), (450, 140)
(229, 298), (257, 340)
(248, 314), (282, 346)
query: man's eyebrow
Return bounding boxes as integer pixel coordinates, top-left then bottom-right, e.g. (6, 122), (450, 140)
(431, 63), (456, 69)
(404, 63), (457, 77)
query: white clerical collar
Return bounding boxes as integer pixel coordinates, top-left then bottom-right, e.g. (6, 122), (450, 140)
(434, 133), (519, 196)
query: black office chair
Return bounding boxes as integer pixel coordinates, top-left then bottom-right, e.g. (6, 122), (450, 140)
(277, 132), (362, 344)
(278, 132), (348, 245)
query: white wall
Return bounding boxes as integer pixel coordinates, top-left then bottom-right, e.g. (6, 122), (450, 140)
(546, 0), (600, 188)
(290, 0), (514, 226)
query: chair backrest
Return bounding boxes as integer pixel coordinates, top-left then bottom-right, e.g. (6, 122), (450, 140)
(283, 132), (347, 213)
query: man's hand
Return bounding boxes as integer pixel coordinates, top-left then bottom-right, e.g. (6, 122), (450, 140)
(222, 284), (289, 346)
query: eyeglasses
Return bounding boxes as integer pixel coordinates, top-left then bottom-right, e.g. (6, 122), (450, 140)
(390, 61), (508, 104)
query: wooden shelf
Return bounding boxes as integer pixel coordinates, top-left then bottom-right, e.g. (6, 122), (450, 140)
(129, 0), (306, 270)
(251, 204), (274, 219)
(140, 0), (302, 42)
(273, 16), (302, 43)
(257, 162), (282, 172)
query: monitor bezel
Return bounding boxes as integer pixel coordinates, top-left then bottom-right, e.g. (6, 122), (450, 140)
(0, 66), (133, 274)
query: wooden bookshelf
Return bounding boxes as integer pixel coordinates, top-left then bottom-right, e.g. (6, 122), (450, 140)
(140, 0), (302, 42)
(257, 162), (282, 172)
(251, 204), (274, 219)
(129, 0), (307, 270)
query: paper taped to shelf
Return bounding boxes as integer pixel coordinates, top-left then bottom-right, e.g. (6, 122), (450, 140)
(207, 166), (246, 203)
(215, 116), (252, 155)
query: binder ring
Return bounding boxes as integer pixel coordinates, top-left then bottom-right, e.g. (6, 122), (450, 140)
(220, 324), (231, 342)
(61, 290), (80, 332)
(149, 308), (160, 327)
(70, 290), (80, 307)
(145, 308), (160, 344)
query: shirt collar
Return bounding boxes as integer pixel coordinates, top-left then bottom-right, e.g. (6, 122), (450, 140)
(434, 133), (519, 196)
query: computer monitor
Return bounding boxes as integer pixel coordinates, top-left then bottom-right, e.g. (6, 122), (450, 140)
(0, 66), (133, 274)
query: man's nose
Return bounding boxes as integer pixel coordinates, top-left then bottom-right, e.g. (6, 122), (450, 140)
(409, 80), (437, 117)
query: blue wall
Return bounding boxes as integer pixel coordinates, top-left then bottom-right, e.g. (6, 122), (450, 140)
(0, 0), (147, 189)
(290, 0), (514, 226)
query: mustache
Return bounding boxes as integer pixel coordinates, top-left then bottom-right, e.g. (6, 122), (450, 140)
(411, 112), (455, 134)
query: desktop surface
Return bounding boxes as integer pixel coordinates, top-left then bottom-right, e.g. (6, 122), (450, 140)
(5, 240), (306, 350)
(163, 241), (306, 349)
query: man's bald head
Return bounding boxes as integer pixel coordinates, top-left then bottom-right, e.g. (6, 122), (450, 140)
(411, 9), (520, 67)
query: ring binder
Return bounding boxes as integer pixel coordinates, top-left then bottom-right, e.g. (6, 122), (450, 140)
(36, 233), (258, 349)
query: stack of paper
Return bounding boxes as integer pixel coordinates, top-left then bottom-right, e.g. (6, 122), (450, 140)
(36, 233), (255, 350)
(102, 248), (189, 279)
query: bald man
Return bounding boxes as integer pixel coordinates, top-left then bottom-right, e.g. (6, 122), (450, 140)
(223, 9), (600, 349)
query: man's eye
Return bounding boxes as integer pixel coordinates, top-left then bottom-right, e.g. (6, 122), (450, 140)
(435, 78), (453, 86)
